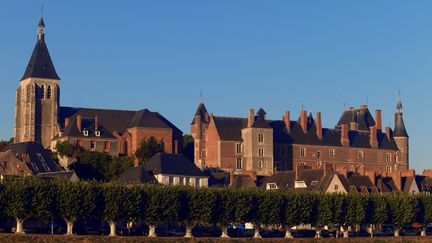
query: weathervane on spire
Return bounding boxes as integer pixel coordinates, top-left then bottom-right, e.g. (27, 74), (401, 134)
(396, 90), (403, 113)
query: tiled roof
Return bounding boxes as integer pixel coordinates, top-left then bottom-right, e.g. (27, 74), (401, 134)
(231, 174), (257, 189)
(260, 171), (295, 190)
(336, 107), (375, 131)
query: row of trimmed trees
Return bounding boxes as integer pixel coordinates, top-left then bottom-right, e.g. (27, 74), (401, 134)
(0, 177), (431, 238)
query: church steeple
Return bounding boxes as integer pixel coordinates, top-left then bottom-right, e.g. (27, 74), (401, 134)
(21, 17), (60, 81)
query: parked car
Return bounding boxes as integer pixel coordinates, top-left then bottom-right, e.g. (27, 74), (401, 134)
(260, 229), (285, 238)
(373, 227), (393, 237)
(400, 225), (420, 236)
(291, 229), (316, 238)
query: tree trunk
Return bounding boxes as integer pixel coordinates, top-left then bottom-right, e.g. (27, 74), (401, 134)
(394, 227), (400, 237)
(148, 225), (156, 237)
(184, 224), (193, 238)
(253, 224), (261, 238)
(220, 225), (229, 238)
(285, 226), (293, 239)
(340, 226), (348, 238)
(109, 221), (116, 237)
(65, 220), (74, 236)
(315, 228), (321, 239)
(15, 219), (25, 234)
(421, 226), (426, 237)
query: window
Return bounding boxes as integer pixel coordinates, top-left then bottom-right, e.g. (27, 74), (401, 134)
(386, 153), (392, 162)
(357, 151), (364, 159)
(95, 131), (101, 137)
(258, 160), (264, 169)
(386, 166), (392, 174)
(299, 162), (307, 166)
(311, 180), (318, 186)
(258, 133), (264, 143)
(300, 147), (306, 158)
(47, 85), (52, 99)
(295, 181), (307, 188)
(104, 141), (111, 152)
(258, 148), (264, 157)
(329, 149), (336, 157)
(334, 184), (339, 190)
(280, 146), (287, 157)
(83, 130), (89, 136)
(266, 183), (278, 190)
(236, 158), (242, 169)
(42, 163), (50, 172)
(168, 176), (173, 185)
(76, 140), (83, 148)
(40, 85), (45, 99)
(31, 162), (39, 172)
(236, 143), (242, 154)
(90, 140), (96, 150)
(316, 151), (321, 159)
(36, 153), (45, 162)
(179, 177), (184, 185)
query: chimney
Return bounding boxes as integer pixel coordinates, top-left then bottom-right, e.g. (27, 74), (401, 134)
(392, 171), (402, 191)
(283, 111), (291, 132)
(365, 169), (376, 185)
(300, 110), (307, 133)
(134, 158), (139, 168)
(341, 124), (350, 147)
(385, 126), (391, 140)
(247, 109), (255, 128)
(174, 140), (179, 154)
(230, 170), (235, 186)
(316, 112), (322, 140)
(370, 126), (378, 148)
(64, 118), (70, 128)
(94, 116), (99, 131)
(375, 110), (382, 132)
(295, 164), (305, 180)
(77, 115), (82, 132)
(350, 122), (358, 131)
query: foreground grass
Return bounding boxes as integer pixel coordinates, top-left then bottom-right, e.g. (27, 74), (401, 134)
(0, 234), (431, 243)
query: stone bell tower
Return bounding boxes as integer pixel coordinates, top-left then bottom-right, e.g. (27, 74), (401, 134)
(14, 17), (60, 147)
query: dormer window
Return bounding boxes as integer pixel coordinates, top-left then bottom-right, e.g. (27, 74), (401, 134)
(95, 131), (101, 137)
(311, 180), (318, 186)
(83, 130), (89, 136)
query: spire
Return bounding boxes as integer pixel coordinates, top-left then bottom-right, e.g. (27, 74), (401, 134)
(38, 17), (45, 41)
(394, 92), (408, 137)
(21, 18), (60, 81)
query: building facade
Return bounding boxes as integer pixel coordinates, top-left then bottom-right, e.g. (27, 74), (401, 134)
(14, 18), (182, 157)
(191, 101), (409, 178)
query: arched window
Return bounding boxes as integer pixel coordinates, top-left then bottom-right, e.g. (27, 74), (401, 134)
(47, 85), (52, 99)
(40, 85), (45, 99)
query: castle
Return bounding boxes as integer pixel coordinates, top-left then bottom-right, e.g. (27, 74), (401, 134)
(191, 101), (409, 179)
(14, 18), (183, 157)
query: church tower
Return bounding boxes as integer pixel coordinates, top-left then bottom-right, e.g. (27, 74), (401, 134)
(14, 17), (60, 147)
(393, 94), (409, 170)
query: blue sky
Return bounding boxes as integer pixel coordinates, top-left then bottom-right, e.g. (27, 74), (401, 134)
(0, 1), (431, 171)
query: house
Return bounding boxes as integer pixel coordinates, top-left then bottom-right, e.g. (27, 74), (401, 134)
(118, 160), (157, 184)
(143, 153), (208, 187)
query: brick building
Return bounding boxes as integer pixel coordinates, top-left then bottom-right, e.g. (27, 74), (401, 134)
(14, 18), (182, 157)
(191, 100), (409, 178)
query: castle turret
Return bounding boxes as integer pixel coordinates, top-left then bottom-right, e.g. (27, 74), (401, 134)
(14, 17), (60, 147)
(191, 102), (209, 169)
(393, 94), (409, 169)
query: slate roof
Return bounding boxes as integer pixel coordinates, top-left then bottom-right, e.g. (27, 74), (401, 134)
(21, 18), (60, 81)
(209, 108), (399, 150)
(299, 169), (325, 190)
(144, 153), (206, 177)
(231, 174), (257, 189)
(401, 176), (418, 193)
(59, 107), (182, 138)
(8, 142), (61, 174)
(118, 166), (157, 184)
(376, 177), (398, 193)
(346, 173), (376, 193)
(0, 150), (32, 176)
(261, 171), (295, 190)
(37, 171), (80, 182)
(336, 107), (375, 131)
(394, 112), (408, 137)
(206, 170), (230, 187)
(191, 103), (209, 124)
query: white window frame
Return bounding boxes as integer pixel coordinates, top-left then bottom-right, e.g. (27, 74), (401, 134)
(386, 153), (392, 162)
(258, 133), (264, 143)
(258, 148), (264, 157)
(95, 131), (101, 137)
(236, 143), (242, 154)
(329, 149), (336, 157)
(236, 158), (242, 170)
(83, 130), (89, 136)
(300, 147), (306, 158)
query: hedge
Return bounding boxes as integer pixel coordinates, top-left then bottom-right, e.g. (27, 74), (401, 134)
(0, 177), (430, 238)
